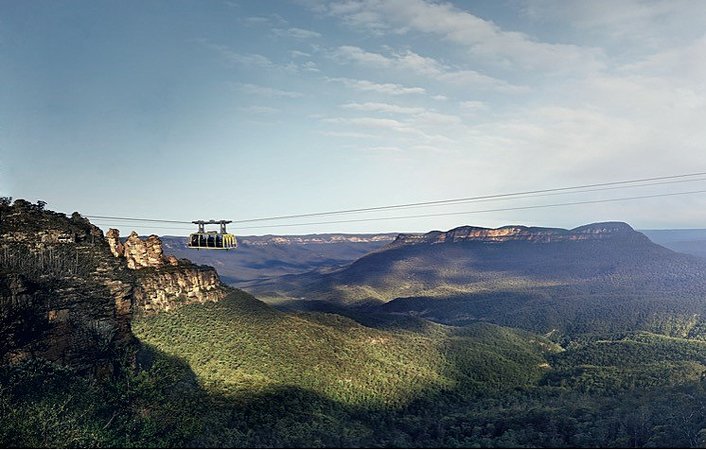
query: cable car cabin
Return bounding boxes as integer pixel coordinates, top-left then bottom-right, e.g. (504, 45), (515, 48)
(187, 220), (237, 250)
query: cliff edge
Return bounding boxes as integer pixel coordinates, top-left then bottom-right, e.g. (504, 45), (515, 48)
(391, 222), (643, 246)
(0, 199), (229, 374)
(106, 229), (227, 313)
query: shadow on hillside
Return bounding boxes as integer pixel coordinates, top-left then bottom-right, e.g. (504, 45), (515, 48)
(267, 279), (706, 340)
(132, 336), (706, 449)
(130, 342), (491, 448)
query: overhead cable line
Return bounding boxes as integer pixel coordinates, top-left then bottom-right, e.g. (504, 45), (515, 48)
(84, 172), (706, 228)
(228, 171), (706, 224)
(230, 189), (706, 230)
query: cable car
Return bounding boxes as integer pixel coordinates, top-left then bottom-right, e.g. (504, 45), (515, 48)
(187, 220), (238, 250)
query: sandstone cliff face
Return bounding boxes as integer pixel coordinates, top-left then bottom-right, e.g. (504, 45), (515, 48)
(0, 200), (229, 374)
(0, 200), (135, 376)
(392, 222), (643, 246)
(106, 229), (227, 313)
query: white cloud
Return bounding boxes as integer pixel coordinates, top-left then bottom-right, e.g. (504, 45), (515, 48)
(201, 40), (320, 74)
(340, 102), (425, 114)
(414, 111), (462, 126)
(273, 27), (322, 39)
(226, 52), (274, 68)
(366, 145), (404, 152)
(317, 0), (605, 72)
(237, 105), (280, 114)
(318, 130), (378, 139)
(290, 50), (312, 58)
(327, 77), (426, 95)
(235, 83), (304, 98)
(333, 45), (397, 67)
(324, 116), (414, 132)
(521, 0), (706, 47)
(332, 45), (527, 92)
(200, 41), (276, 69)
(323, 116), (458, 146)
(460, 100), (487, 111)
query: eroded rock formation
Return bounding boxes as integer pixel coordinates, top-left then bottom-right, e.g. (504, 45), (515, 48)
(106, 229), (227, 313)
(0, 200), (228, 374)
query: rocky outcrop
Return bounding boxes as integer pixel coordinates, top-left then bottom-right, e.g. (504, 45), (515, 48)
(392, 222), (643, 246)
(0, 200), (136, 376)
(133, 264), (226, 313)
(0, 200), (228, 375)
(106, 229), (227, 313)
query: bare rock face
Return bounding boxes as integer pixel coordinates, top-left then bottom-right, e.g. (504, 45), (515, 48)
(393, 222), (643, 246)
(133, 263), (227, 313)
(0, 200), (136, 376)
(105, 228), (124, 257)
(111, 230), (166, 269)
(0, 200), (228, 375)
(106, 229), (227, 313)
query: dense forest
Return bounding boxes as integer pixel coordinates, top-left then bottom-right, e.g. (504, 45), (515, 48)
(3, 290), (706, 448)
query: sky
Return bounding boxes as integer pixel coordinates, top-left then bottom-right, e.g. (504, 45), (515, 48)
(2, 0), (706, 235)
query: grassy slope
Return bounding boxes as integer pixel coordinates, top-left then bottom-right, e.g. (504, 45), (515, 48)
(133, 290), (558, 407)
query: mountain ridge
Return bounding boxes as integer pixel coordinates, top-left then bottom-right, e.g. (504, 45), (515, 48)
(390, 221), (641, 246)
(246, 220), (706, 337)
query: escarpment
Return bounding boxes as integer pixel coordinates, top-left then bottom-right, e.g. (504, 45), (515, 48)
(0, 200), (135, 376)
(106, 229), (227, 314)
(0, 199), (228, 374)
(391, 222), (644, 246)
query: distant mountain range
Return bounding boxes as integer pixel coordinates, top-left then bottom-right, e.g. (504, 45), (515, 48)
(641, 228), (706, 259)
(160, 228), (706, 289)
(240, 222), (706, 337)
(161, 233), (397, 285)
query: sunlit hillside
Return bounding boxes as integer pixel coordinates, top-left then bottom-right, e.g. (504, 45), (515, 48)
(133, 290), (556, 407)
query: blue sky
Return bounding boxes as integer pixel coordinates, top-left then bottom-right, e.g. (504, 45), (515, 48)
(2, 0), (706, 235)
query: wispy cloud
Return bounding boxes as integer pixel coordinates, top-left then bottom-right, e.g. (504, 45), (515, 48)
(318, 130), (378, 139)
(316, 0), (605, 72)
(235, 82), (304, 98)
(238, 105), (281, 114)
(460, 100), (487, 111)
(332, 45), (527, 92)
(340, 102), (462, 126)
(290, 50), (312, 58)
(324, 116), (415, 132)
(199, 40), (275, 69)
(340, 102), (425, 114)
(366, 145), (404, 152)
(201, 40), (319, 74)
(323, 116), (458, 145)
(327, 77), (426, 95)
(273, 27), (321, 39)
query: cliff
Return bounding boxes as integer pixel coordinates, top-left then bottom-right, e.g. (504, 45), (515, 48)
(0, 199), (229, 374)
(0, 200), (135, 376)
(106, 229), (227, 313)
(391, 222), (643, 246)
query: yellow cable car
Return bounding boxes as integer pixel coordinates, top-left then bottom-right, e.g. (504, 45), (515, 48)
(187, 220), (237, 250)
